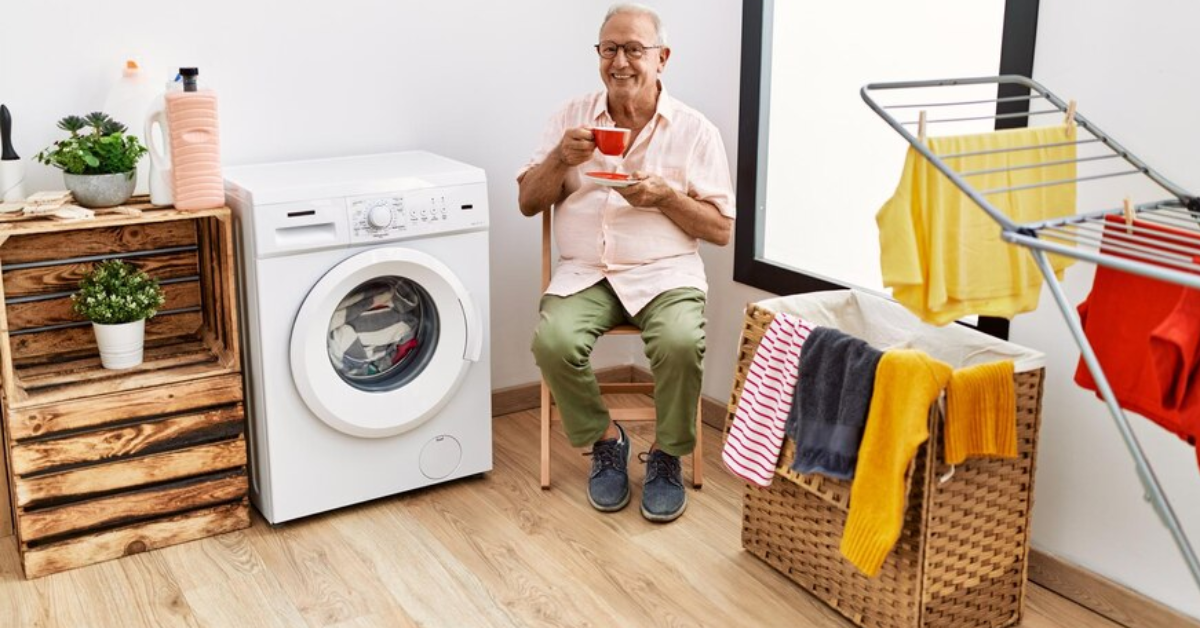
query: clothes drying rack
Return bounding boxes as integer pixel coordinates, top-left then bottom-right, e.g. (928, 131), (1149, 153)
(860, 74), (1200, 591)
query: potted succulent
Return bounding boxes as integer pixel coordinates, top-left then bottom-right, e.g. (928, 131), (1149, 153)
(72, 259), (166, 369)
(34, 112), (148, 208)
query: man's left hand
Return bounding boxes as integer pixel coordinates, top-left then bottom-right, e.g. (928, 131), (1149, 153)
(614, 171), (676, 208)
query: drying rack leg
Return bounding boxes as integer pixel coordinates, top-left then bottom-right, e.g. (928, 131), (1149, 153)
(1030, 248), (1200, 591)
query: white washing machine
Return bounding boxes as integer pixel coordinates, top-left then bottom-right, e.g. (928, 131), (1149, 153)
(225, 151), (491, 524)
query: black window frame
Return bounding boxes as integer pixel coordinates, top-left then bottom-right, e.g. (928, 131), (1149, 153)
(734, 0), (1041, 339)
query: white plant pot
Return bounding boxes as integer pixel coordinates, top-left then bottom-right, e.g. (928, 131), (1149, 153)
(93, 319), (146, 369)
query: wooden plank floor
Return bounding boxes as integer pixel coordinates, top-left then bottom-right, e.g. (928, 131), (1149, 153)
(0, 394), (1121, 627)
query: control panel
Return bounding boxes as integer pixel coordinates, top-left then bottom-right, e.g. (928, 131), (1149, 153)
(347, 183), (487, 244)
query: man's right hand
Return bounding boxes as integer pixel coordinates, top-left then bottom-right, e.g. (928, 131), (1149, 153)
(555, 128), (597, 167)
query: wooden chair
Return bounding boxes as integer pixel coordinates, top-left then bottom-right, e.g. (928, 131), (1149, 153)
(539, 211), (704, 489)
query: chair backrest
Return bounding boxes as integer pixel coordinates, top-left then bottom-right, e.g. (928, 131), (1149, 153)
(541, 211), (552, 291)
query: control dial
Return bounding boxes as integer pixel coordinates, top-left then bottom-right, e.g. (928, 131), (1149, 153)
(367, 204), (393, 229)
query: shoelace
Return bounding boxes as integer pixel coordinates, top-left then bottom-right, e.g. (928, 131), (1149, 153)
(639, 450), (682, 486)
(584, 440), (623, 474)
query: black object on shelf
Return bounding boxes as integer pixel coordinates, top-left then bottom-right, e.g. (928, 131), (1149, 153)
(1, 104), (18, 161)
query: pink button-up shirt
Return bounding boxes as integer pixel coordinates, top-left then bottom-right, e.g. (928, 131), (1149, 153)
(518, 88), (735, 315)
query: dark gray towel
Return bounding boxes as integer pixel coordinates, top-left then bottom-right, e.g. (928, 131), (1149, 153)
(786, 326), (883, 480)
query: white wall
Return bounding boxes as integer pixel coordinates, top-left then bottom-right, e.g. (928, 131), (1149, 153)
(4, 0), (1194, 619)
(0, 0), (741, 391)
(1019, 0), (1200, 617)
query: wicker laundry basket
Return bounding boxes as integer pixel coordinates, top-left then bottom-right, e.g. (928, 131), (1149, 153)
(725, 292), (1045, 628)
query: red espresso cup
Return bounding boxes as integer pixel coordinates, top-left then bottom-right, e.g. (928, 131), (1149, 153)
(592, 127), (631, 156)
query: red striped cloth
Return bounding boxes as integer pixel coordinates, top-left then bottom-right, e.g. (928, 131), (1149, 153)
(722, 312), (815, 486)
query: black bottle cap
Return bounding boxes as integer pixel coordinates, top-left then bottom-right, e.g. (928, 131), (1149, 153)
(179, 67), (199, 77)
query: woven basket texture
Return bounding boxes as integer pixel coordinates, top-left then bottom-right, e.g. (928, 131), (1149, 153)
(727, 303), (1044, 628)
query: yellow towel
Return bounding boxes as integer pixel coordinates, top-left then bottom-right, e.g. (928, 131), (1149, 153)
(877, 126), (1078, 325)
(945, 360), (1017, 465)
(841, 349), (952, 577)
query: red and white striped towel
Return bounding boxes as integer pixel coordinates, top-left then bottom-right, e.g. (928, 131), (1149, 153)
(722, 312), (815, 486)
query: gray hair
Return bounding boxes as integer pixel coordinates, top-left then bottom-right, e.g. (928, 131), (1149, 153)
(601, 3), (668, 46)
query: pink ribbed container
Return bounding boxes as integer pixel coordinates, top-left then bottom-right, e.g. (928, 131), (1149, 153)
(165, 91), (223, 210)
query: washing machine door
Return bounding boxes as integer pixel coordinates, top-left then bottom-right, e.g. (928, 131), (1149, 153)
(290, 247), (482, 438)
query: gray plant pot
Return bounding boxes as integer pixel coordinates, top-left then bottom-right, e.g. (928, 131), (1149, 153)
(63, 171), (136, 208)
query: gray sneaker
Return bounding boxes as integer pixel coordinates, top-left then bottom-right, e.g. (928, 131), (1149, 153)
(585, 423), (630, 512)
(640, 449), (687, 522)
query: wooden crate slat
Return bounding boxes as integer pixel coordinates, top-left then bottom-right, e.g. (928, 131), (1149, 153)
(0, 423), (11, 539)
(0, 255), (19, 407)
(0, 208), (227, 239)
(20, 345), (217, 391)
(1, 251), (199, 300)
(212, 218), (228, 352)
(15, 340), (209, 379)
(21, 501), (249, 579)
(18, 362), (235, 409)
(197, 219), (217, 350)
(6, 280), (200, 332)
(10, 405), (244, 475)
(14, 437), (246, 508)
(218, 215), (240, 364)
(20, 472), (247, 542)
(0, 221), (197, 265)
(10, 310), (203, 363)
(7, 373), (243, 440)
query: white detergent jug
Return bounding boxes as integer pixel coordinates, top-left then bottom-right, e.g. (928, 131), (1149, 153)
(145, 76), (181, 207)
(102, 60), (159, 196)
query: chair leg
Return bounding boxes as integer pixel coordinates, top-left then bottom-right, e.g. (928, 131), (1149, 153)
(692, 397), (704, 488)
(540, 381), (552, 489)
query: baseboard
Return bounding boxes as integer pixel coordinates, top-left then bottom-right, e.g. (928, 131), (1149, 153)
(1028, 550), (1199, 628)
(630, 365), (728, 429)
(492, 365), (635, 417)
(491, 365), (727, 429)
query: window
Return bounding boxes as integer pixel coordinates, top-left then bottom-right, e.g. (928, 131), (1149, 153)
(734, 0), (1040, 337)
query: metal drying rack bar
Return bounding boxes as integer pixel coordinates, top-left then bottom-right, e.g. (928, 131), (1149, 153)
(862, 74), (1200, 591)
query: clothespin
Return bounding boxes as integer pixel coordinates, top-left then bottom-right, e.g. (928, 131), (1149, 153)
(1123, 196), (1135, 232)
(934, 395), (956, 484)
(1064, 99), (1077, 137)
(939, 465), (957, 485)
(917, 110), (927, 143)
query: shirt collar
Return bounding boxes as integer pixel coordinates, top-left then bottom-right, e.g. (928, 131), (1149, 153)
(593, 81), (674, 125)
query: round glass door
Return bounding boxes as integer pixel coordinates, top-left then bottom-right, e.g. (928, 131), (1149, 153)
(291, 247), (481, 438)
(326, 277), (440, 391)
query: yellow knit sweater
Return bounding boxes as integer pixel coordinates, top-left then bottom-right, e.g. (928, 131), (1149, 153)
(945, 360), (1017, 465)
(876, 126), (1078, 325)
(841, 349), (951, 577)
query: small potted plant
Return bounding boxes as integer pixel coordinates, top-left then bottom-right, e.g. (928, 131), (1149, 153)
(34, 112), (148, 208)
(72, 259), (166, 369)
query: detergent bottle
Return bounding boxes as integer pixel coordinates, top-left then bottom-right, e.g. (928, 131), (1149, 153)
(102, 60), (159, 195)
(144, 74), (182, 207)
(165, 67), (224, 210)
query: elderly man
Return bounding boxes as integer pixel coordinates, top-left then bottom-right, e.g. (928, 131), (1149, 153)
(518, 3), (734, 522)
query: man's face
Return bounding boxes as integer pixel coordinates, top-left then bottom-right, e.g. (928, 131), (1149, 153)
(598, 12), (669, 103)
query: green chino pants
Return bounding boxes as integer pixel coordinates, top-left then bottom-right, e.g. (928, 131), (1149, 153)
(531, 281), (706, 457)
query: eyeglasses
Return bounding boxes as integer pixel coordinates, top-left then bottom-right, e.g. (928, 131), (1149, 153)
(595, 41), (662, 60)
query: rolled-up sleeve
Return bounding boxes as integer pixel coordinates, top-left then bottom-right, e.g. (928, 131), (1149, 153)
(517, 107), (569, 182)
(689, 127), (736, 219)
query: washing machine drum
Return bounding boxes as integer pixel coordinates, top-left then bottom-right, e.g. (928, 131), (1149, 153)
(290, 247), (482, 438)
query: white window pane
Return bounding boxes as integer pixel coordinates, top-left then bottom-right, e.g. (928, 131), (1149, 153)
(763, 0), (1007, 291)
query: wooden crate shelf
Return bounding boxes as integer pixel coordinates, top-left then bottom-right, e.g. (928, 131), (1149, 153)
(0, 205), (250, 578)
